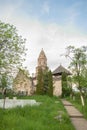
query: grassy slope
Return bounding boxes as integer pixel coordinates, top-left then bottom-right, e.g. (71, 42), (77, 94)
(0, 95), (75, 130)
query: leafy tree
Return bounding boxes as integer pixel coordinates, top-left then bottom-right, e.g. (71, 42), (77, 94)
(0, 74), (8, 91)
(62, 72), (67, 97)
(0, 21), (26, 91)
(65, 45), (87, 106)
(62, 72), (72, 97)
(67, 76), (74, 98)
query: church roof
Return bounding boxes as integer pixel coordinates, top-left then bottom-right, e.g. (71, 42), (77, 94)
(38, 48), (47, 59)
(52, 65), (71, 75)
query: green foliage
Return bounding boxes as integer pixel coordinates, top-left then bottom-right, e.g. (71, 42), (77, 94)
(36, 69), (53, 96)
(0, 21), (26, 89)
(0, 74), (8, 89)
(62, 72), (71, 97)
(66, 46), (87, 90)
(47, 70), (53, 96)
(36, 68), (44, 95)
(66, 46), (87, 105)
(0, 95), (75, 130)
(43, 71), (49, 94)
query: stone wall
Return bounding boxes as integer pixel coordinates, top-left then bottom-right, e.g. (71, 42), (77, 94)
(53, 76), (62, 96)
(13, 69), (34, 95)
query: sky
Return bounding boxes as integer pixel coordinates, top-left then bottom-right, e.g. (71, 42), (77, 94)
(0, 0), (87, 74)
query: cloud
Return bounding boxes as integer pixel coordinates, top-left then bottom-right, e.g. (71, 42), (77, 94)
(0, 1), (87, 74)
(20, 20), (87, 74)
(1, 15), (87, 74)
(64, 1), (82, 26)
(0, 0), (24, 21)
(41, 1), (50, 14)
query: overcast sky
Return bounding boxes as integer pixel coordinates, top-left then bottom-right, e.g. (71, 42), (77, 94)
(0, 0), (87, 74)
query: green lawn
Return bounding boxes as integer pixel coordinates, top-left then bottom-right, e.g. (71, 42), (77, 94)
(0, 95), (75, 130)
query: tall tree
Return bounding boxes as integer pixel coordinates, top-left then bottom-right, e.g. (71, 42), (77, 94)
(62, 72), (67, 97)
(43, 70), (49, 94)
(36, 69), (53, 96)
(0, 21), (26, 90)
(47, 70), (53, 96)
(36, 68), (44, 95)
(62, 72), (72, 97)
(65, 45), (87, 106)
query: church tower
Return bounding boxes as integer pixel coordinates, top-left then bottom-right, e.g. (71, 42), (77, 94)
(36, 49), (48, 75)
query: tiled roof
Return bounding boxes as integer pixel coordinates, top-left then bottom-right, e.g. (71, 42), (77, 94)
(52, 65), (71, 75)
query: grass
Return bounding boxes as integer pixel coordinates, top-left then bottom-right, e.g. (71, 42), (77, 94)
(0, 95), (75, 130)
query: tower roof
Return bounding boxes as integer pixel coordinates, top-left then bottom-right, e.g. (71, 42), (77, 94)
(52, 65), (71, 75)
(38, 48), (47, 60)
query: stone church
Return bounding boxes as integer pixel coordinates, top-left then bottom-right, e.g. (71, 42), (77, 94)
(13, 69), (34, 95)
(13, 49), (70, 96)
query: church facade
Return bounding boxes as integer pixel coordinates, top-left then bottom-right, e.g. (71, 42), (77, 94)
(13, 69), (34, 96)
(13, 49), (70, 96)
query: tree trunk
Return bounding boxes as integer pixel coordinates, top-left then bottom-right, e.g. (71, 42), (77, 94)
(3, 96), (6, 109)
(2, 88), (6, 109)
(80, 91), (85, 106)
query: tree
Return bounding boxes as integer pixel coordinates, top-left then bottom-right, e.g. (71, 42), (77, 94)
(47, 70), (53, 96)
(43, 71), (49, 94)
(67, 76), (74, 98)
(36, 68), (44, 95)
(62, 72), (67, 97)
(0, 74), (8, 91)
(36, 69), (53, 96)
(0, 21), (26, 91)
(65, 45), (87, 106)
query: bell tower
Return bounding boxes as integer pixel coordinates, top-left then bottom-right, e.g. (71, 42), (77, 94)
(36, 49), (48, 75)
